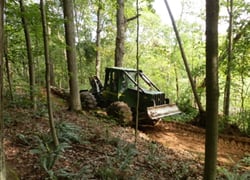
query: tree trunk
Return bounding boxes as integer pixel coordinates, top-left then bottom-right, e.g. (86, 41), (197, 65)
(62, 0), (82, 111)
(95, 0), (102, 78)
(19, 0), (36, 110)
(163, 0), (204, 115)
(40, 0), (59, 147)
(73, 0), (84, 85)
(204, 0), (219, 179)
(0, 0), (6, 179)
(4, 36), (13, 101)
(115, 0), (125, 67)
(174, 63), (179, 99)
(49, 57), (56, 86)
(223, 0), (233, 117)
(47, 26), (56, 86)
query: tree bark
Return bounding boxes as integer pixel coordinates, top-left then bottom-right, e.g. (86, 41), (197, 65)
(19, 0), (36, 110)
(204, 0), (219, 179)
(115, 0), (125, 67)
(4, 36), (13, 101)
(73, 0), (84, 85)
(47, 26), (56, 86)
(49, 57), (56, 86)
(223, 0), (233, 117)
(40, 0), (59, 147)
(0, 0), (6, 179)
(62, 0), (82, 111)
(95, 0), (102, 78)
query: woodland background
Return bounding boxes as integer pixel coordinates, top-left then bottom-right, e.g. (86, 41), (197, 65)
(4, 0), (249, 132)
(0, 0), (249, 179)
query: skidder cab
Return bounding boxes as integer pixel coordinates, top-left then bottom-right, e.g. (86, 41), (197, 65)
(80, 67), (180, 125)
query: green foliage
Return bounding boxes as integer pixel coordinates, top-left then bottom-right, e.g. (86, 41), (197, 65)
(218, 165), (250, 180)
(165, 91), (199, 123)
(144, 142), (193, 179)
(77, 41), (96, 63)
(145, 142), (170, 174)
(55, 166), (91, 180)
(3, 113), (15, 127)
(145, 142), (161, 164)
(16, 133), (33, 146)
(29, 122), (84, 179)
(95, 142), (138, 179)
(240, 155), (250, 166)
(56, 122), (83, 143)
(217, 110), (250, 136)
(5, 85), (50, 118)
(3, 0), (250, 155)
(8, 94), (33, 109)
(30, 134), (71, 179)
(230, 110), (250, 135)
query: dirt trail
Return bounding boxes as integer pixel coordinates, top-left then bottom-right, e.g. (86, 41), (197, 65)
(140, 121), (250, 168)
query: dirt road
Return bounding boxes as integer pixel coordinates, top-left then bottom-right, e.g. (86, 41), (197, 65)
(141, 121), (250, 168)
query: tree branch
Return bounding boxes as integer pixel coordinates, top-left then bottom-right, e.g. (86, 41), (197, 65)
(126, 14), (140, 23)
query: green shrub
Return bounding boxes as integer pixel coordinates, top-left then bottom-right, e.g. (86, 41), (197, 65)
(30, 134), (71, 179)
(95, 142), (138, 179)
(30, 122), (83, 179)
(218, 166), (250, 180)
(56, 122), (83, 143)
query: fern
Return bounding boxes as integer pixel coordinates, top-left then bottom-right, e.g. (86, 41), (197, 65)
(218, 166), (250, 180)
(30, 134), (71, 179)
(56, 121), (82, 143)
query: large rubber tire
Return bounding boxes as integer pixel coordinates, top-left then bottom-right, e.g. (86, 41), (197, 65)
(106, 101), (133, 125)
(80, 91), (97, 109)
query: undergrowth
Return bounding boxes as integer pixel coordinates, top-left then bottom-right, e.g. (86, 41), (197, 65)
(95, 142), (138, 179)
(4, 92), (250, 179)
(218, 155), (250, 180)
(29, 121), (83, 179)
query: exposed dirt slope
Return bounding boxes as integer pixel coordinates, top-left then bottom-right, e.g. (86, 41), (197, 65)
(140, 121), (250, 170)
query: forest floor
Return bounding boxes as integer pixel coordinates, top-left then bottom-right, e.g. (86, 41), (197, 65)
(3, 94), (250, 179)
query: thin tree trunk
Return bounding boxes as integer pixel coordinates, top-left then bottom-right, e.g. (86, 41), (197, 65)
(135, 0), (140, 144)
(174, 64), (179, 99)
(0, 0), (6, 179)
(172, 44), (180, 100)
(19, 0), (36, 110)
(223, 0), (233, 117)
(62, 0), (82, 111)
(95, 0), (102, 78)
(115, 0), (125, 67)
(73, 0), (84, 84)
(163, 0), (204, 115)
(240, 73), (245, 116)
(219, 21), (249, 62)
(49, 57), (56, 86)
(40, 0), (59, 147)
(47, 26), (56, 86)
(204, 0), (219, 178)
(4, 36), (13, 101)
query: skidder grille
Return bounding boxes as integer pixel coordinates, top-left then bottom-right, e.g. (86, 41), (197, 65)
(153, 94), (165, 105)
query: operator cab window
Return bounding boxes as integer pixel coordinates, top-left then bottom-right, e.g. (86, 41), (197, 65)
(121, 73), (127, 90)
(107, 71), (117, 92)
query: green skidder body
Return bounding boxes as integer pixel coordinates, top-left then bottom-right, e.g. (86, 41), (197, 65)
(81, 67), (180, 124)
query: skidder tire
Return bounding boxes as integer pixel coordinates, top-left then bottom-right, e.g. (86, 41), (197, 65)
(80, 91), (97, 109)
(106, 101), (133, 125)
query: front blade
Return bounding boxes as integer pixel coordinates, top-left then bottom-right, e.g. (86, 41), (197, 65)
(147, 104), (181, 120)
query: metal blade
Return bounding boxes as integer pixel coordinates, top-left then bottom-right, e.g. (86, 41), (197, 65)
(147, 104), (181, 120)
